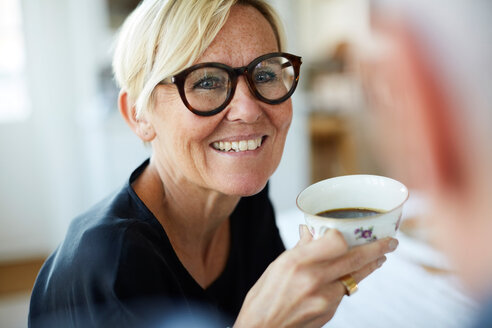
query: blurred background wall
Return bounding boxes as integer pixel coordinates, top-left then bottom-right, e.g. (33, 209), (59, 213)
(0, 0), (378, 325)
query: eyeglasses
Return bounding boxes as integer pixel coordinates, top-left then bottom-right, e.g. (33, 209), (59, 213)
(158, 52), (302, 116)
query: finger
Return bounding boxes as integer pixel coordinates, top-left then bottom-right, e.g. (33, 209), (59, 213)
(296, 224), (313, 247)
(350, 256), (387, 284)
(295, 229), (349, 264)
(323, 237), (397, 280)
(335, 256), (387, 298)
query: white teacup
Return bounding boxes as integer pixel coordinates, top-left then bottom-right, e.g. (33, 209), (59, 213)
(296, 175), (409, 247)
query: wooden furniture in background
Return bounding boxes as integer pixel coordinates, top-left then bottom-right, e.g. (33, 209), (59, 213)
(309, 112), (358, 183)
(0, 258), (45, 296)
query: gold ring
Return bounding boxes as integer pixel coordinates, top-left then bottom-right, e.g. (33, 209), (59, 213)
(339, 274), (358, 296)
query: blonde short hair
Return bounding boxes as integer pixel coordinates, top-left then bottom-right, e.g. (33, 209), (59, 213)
(112, 0), (286, 118)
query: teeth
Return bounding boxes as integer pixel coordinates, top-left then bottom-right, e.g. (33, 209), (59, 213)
(212, 137), (263, 152)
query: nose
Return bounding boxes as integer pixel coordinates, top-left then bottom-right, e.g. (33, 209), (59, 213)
(225, 77), (263, 123)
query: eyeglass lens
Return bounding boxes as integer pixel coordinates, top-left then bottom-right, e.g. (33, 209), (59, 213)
(183, 55), (295, 112)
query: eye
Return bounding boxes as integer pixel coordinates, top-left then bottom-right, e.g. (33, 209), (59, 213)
(254, 70), (277, 83)
(193, 76), (223, 90)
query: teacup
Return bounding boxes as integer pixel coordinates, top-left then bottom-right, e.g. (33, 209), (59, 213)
(296, 175), (409, 247)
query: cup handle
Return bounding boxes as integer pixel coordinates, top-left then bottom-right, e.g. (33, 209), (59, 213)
(317, 226), (330, 239)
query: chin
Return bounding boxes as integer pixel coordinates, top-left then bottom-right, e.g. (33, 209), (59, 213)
(219, 175), (269, 197)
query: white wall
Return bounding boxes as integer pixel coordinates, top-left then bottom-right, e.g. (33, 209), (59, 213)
(296, 0), (371, 62)
(0, 0), (149, 261)
(1, 0), (78, 260)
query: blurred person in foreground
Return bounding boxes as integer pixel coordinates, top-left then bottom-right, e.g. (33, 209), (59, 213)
(363, 0), (492, 327)
(28, 0), (397, 327)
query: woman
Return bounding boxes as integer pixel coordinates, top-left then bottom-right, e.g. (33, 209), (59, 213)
(29, 0), (397, 327)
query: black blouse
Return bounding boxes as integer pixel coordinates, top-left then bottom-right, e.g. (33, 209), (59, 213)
(29, 159), (285, 327)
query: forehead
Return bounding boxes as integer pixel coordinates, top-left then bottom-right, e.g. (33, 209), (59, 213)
(198, 5), (279, 66)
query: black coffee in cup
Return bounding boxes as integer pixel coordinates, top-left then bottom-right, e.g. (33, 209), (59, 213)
(316, 207), (385, 219)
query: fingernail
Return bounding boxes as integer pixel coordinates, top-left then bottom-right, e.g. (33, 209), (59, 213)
(299, 224), (306, 239)
(377, 256), (387, 267)
(388, 238), (398, 251)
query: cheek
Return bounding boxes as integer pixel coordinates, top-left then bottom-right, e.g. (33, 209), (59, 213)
(272, 103), (293, 135)
(267, 106), (292, 163)
(283, 108), (293, 131)
(151, 108), (221, 169)
(162, 120), (218, 159)
(153, 92), (220, 142)
(269, 108), (292, 172)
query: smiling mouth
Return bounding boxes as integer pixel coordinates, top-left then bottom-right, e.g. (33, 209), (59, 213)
(212, 137), (264, 152)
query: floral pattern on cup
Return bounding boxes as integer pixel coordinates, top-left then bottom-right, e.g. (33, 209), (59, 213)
(355, 226), (377, 241)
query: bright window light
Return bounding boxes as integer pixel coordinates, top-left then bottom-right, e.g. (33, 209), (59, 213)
(0, 0), (30, 122)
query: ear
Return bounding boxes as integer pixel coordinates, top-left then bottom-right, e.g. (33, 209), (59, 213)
(396, 26), (464, 192)
(366, 21), (464, 193)
(118, 90), (156, 142)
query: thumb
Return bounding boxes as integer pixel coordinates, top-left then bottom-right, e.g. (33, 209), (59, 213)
(296, 224), (313, 247)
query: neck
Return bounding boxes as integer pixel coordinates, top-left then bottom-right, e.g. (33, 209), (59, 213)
(132, 157), (240, 288)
